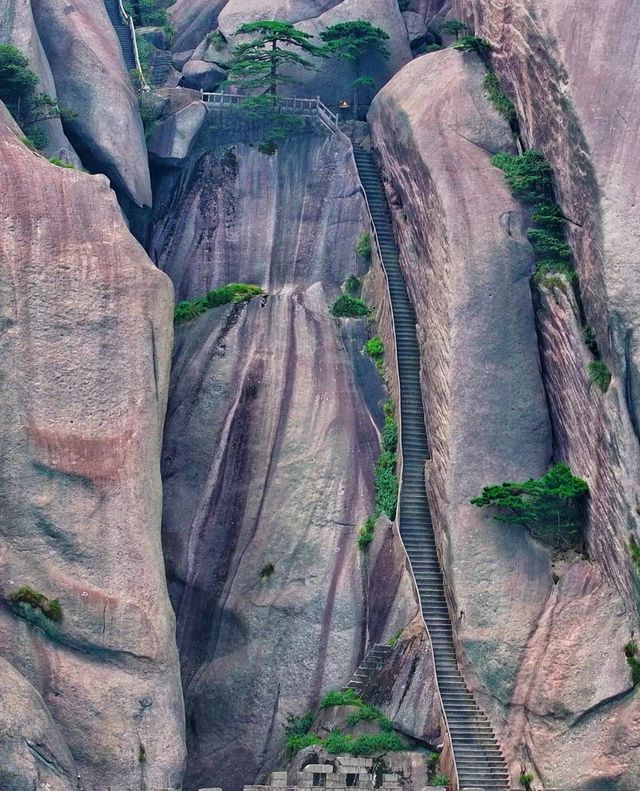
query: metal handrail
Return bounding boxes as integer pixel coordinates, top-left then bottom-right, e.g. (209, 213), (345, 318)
(116, 0), (150, 91)
(200, 91), (339, 134)
(350, 143), (461, 791)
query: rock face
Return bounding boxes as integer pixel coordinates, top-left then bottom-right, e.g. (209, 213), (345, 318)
(0, 105), (185, 788)
(0, 0), (78, 160)
(155, 133), (440, 790)
(369, 47), (638, 788)
(30, 0), (152, 206)
(454, 0), (640, 605)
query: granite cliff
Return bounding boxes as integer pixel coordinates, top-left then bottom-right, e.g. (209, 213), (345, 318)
(1, 0), (639, 789)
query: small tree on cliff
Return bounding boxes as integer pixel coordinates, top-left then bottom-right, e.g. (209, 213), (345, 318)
(227, 20), (324, 97)
(0, 44), (73, 149)
(320, 20), (390, 119)
(439, 19), (467, 41)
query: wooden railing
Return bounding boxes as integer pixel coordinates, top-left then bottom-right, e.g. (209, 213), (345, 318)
(200, 91), (339, 134)
(116, 0), (150, 90)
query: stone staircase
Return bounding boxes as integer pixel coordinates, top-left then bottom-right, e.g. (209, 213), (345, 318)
(345, 643), (394, 692)
(103, 0), (136, 71)
(352, 145), (510, 791)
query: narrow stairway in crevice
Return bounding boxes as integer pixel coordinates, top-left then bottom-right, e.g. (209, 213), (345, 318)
(353, 144), (510, 791)
(103, 0), (136, 71)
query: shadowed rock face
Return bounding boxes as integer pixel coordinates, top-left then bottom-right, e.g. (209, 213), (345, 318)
(0, 104), (185, 789)
(369, 44), (638, 789)
(157, 134), (440, 789)
(30, 0), (152, 205)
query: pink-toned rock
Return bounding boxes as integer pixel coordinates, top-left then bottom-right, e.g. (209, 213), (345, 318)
(369, 38), (639, 790)
(30, 0), (152, 205)
(169, 0), (228, 53)
(156, 134), (440, 789)
(0, 104), (185, 788)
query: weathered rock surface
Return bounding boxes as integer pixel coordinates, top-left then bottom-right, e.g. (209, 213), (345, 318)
(169, 0), (229, 53)
(0, 0), (78, 161)
(181, 58), (227, 90)
(369, 42), (639, 789)
(156, 134), (440, 789)
(0, 658), (78, 791)
(455, 0), (640, 606)
(30, 0), (152, 205)
(149, 101), (207, 162)
(0, 104), (185, 788)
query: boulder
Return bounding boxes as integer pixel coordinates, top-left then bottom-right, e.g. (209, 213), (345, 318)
(137, 25), (170, 49)
(30, 0), (152, 206)
(148, 101), (207, 161)
(402, 11), (428, 41)
(168, 0), (228, 52)
(180, 58), (227, 90)
(0, 103), (185, 788)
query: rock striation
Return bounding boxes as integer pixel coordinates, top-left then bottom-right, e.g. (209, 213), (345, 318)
(156, 133), (440, 789)
(369, 40), (639, 790)
(0, 104), (185, 789)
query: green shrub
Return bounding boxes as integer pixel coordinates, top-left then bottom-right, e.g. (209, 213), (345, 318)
(320, 688), (363, 708)
(483, 72), (516, 124)
(432, 773), (450, 786)
(424, 43), (443, 53)
(286, 732), (322, 756)
(357, 232), (372, 259)
(587, 361), (611, 392)
(630, 537), (640, 573)
(375, 454), (398, 520)
(532, 202), (566, 230)
(471, 463), (589, 549)
(330, 294), (370, 318)
(364, 336), (385, 367)
(175, 283), (262, 324)
(526, 229), (573, 260)
(582, 324), (598, 354)
(382, 413), (398, 454)
(387, 628), (403, 647)
(454, 35), (492, 62)
(344, 275), (361, 295)
(284, 711), (314, 738)
(624, 642), (640, 685)
(533, 260), (577, 287)
(48, 157), (76, 169)
(491, 150), (553, 204)
(260, 562), (274, 578)
(325, 731), (404, 756)
(206, 30), (226, 51)
(358, 516), (376, 550)
(8, 586), (63, 622)
(519, 774), (534, 790)
(346, 704), (383, 726)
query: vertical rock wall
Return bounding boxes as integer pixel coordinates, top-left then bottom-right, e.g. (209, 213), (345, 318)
(0, 106), (185, 789)
(155, 134), (440, 790)
(368, 47), (638, 788)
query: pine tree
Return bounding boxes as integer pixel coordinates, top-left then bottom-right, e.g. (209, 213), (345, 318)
(227, 20), (324, 97)
(320, 20), (390, 119)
